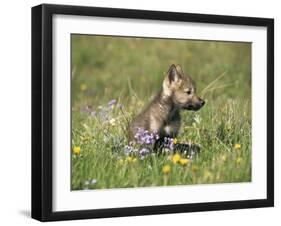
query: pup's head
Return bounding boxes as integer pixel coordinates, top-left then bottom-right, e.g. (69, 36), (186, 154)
(163, 64), (205, 111)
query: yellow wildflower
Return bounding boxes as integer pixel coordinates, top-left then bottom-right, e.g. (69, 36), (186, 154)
(73, 146), (81, 155)
(236, 157), (242, 165)
(162, 165), (171, 174)
(172, 153), (181, 164)
(173, 138), (178, 144)
(125, 157), (137, 164)
(80, 84), (87, 91)
(125, 156), (133, 163)
(179, 158), (190, 166)
(234, 143), (241, 150)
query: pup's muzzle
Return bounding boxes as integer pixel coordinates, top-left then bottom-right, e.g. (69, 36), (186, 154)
(185, 98), (205, 111)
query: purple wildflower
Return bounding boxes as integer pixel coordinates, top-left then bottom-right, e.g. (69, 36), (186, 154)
(124, 145), (134, 156)
(134, 128), (159, 145)
(108, 99), (117, 107)
(139, 148), (151, 160)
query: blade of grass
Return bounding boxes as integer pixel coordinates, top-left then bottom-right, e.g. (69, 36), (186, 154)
(202, 82), (236, 94)
(200, 71), (227, 96)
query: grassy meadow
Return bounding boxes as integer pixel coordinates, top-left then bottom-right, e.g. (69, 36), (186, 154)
(71, 35), (251, 190)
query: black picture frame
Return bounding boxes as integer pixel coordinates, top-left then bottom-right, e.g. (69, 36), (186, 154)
(31, 3), (274, 222)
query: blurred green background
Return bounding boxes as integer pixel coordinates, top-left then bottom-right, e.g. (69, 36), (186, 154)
(72, 35), (251, 107)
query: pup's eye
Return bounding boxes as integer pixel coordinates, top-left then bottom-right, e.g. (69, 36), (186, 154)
(186, 90), (192, 95)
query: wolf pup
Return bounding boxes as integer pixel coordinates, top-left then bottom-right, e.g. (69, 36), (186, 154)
(129, 64), (205, 147)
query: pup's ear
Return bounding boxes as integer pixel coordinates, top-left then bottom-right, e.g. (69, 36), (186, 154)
(167, 64), (182, 83)
(176, 64), (184, 75)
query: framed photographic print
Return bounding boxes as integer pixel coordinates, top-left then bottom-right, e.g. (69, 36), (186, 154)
(31, 4), (274, 221)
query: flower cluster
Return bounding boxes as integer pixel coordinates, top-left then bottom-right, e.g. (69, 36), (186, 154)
(124, 144), (138, 156)
(134, 128), (159, 145)
(170, 153), (190, 166)
(98, 105), (113, 121)
(124, 144), (151, 160)
(139, 147), (151, 160)
(80, 99), (118, 121)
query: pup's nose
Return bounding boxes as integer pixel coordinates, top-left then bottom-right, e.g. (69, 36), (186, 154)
(200, 100), (205, 106)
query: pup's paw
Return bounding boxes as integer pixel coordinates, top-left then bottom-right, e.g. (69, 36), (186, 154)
(174, 143), (201, 159)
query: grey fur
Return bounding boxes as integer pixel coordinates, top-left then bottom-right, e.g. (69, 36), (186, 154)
(129, 64), (204, 141)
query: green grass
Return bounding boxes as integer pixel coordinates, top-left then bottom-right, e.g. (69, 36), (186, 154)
(71, 35), (251, 190)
